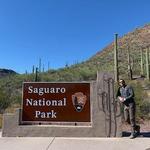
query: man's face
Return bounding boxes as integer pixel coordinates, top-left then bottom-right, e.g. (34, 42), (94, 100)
(119, 80), (125, 87)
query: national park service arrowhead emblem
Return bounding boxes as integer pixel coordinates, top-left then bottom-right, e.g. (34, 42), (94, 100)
(72, 92), (87, 112)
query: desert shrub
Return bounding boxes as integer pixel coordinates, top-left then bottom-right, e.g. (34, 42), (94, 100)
(128, 80), (150, 120)
(138, 101), (150, 119)
(0, 88), (11, 113)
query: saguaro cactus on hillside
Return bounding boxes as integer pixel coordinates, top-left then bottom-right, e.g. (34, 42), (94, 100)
(48, 62), (50, 71)
(146, 47), (150, 80)
(43, 64), (45, 73)
(127, 46), (132, 80)
(39, 58), (41, 73)
(32, 65), (35, 74)
(35, 67), (38, 82)
(140, 48), (144, 77)
(114, 33), (119, 82)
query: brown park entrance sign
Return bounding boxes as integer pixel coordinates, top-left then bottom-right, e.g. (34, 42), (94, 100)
(22, 82), (91, 123)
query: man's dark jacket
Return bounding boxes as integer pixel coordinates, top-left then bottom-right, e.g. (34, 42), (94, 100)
(116, 85), (135, 106)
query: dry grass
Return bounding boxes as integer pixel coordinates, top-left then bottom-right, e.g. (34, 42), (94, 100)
(5, 104), (21, 113)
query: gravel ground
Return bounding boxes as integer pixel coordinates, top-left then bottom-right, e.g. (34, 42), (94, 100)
(122, 119), (150, 137)
(122, 120), (150, 132)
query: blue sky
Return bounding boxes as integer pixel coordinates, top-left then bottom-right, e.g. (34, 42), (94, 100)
(0, 0), (150, 73)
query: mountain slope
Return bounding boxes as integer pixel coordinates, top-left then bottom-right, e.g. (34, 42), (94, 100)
(0, 69), (17, 78)
(88, 24), (150, 78)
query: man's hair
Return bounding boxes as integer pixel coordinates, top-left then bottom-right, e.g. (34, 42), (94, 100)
(119, 79), (125, 84)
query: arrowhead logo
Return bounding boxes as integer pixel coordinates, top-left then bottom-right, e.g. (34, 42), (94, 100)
(72, 92), (87, 112)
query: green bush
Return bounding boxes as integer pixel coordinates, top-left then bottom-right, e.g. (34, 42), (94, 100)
(128, 80), (150, 120)
(138, 101), (150, 119)
(0, 88), (11, 113)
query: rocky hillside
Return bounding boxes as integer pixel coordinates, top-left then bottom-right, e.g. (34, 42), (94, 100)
(0, 69), (17, 78)
(88, 24), (150, 78)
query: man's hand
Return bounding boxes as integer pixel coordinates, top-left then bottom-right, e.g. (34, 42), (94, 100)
(118, 96), (126, 102)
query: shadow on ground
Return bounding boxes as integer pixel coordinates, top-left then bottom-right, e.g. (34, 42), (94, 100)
(122, 131), (150, 137)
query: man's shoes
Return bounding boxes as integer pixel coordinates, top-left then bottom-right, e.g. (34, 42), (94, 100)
(130, 125), (140, 139)
(129, 132), (136, 139)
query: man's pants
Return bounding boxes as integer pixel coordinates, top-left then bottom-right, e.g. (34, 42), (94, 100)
(124, 102), (137, 133)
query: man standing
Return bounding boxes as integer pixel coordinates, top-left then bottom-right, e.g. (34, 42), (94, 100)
(116, 79), (140, 139)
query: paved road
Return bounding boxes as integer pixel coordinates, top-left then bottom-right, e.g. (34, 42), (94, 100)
(0, 131), (150, 150)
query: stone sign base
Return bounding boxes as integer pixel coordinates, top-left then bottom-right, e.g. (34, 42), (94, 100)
(2, 77), (122, 137)
(2, 109), (105, 137)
